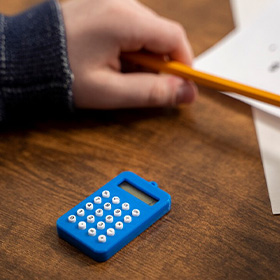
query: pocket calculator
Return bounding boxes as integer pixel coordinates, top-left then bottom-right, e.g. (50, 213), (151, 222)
(56, 171), (171, 262)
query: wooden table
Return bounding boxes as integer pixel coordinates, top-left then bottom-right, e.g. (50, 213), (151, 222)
(1, 0), (279, 279)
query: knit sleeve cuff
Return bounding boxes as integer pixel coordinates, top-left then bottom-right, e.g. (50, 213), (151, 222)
(0, 0), (73, 123)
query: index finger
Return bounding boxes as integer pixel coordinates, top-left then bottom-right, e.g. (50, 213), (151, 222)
(119, 6), (193, 65)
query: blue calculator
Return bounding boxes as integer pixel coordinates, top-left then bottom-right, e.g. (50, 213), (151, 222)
(56, 171), (171, 262)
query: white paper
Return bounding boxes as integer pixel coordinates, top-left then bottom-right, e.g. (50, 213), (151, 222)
(230, 0), (280, 214)
(195, 0), (280, 118)
(252, 109), (280, 213)
(194, 0), (280, 213)
(230, 0), (273, 28)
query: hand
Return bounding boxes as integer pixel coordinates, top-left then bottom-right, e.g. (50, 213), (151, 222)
(61, 0), (198, 109)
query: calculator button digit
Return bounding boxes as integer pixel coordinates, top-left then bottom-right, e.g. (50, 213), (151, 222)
(95, 208), (103, 217)
(97, 221), (105, 230)
(86, 202), (93, 210)
(87, 215), (95, 223)
(114, 209), (122, 217)
(104, 202), (111, 211)
(77, 209), (85, 217)
(112, 196), (120, 204)
(122, 202), (130, 211)
(102, 190), (110, 198)
(68, 215), (76, 223)
(124, 215), (132, 223)
(107, 228), (115, 236)
(94, 196), (102, 204)
(78, 221), (86, 230)
(105, 215), (113, 223)
(88, 228), (96, 236)
(98, 235), (106, 243)
(115, 221), (123, 230)
(132, 209), (140, 217)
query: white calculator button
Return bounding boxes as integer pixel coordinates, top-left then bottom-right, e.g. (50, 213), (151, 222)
(114, 209), (122, 217)
(88, 228), (96, 236)
(107, 228), (115, 236)
(112, 196), (120, 204)
(87, 215), (95, 223)
(122, 202), (130, 211)
(86, 202), (93, 210)
(98, 235), (106, 243)
(97, 221), (105, 230)
(68, 215), (76, 223)
(78, 221), (86, 230)
(132, 209), (140, 217)
(77, 209), (85, 217)
(105, 215), (113, 223)
(102, 190), (110, 198)
(104, 202), (111, 211)
(124, 215), (132, 223)
(115, 221), (123, 230)
(95, 208), (103, 217)
(94, 196), (102, 204)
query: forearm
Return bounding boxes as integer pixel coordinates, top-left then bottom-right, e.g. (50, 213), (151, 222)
(0, 0), (73, 123)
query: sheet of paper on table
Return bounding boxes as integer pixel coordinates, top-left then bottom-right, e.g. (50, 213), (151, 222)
(194, 0), (280, 214)
(230, 0), (273, 28)
(230, 0), (280, 215)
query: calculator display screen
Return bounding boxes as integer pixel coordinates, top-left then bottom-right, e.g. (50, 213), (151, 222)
(118, 181), (158, 206)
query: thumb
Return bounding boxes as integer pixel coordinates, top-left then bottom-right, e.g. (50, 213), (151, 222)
(74, 70), (198, 109)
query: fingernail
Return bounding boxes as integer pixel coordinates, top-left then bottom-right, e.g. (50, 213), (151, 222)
(175, 82), (197, 104)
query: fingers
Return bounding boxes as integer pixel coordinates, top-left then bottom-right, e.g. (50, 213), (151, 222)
(119, 2), (193, 65)
(144, 18), (193, 65)
(74, 70), (198, 109)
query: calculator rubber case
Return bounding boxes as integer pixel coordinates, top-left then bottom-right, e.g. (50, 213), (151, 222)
(56, 171), (171, 262)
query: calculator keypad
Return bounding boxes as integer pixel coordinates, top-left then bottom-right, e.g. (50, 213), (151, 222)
(57, 172), (172, 262)
(67, 191), (141, 244)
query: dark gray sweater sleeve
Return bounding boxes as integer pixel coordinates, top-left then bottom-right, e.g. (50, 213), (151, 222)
(0, 0), (73, 123)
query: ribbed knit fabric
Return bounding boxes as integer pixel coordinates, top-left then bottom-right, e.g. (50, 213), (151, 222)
(0, 0), (73, 123)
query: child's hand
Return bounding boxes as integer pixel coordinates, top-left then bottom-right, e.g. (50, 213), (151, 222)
(61, 0), (197, 109)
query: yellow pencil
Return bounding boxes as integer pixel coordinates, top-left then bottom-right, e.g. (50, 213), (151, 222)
(122, 52), (280, 107)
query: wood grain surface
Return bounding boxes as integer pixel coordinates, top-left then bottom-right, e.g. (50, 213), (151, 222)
(1, 0), (279, 279)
